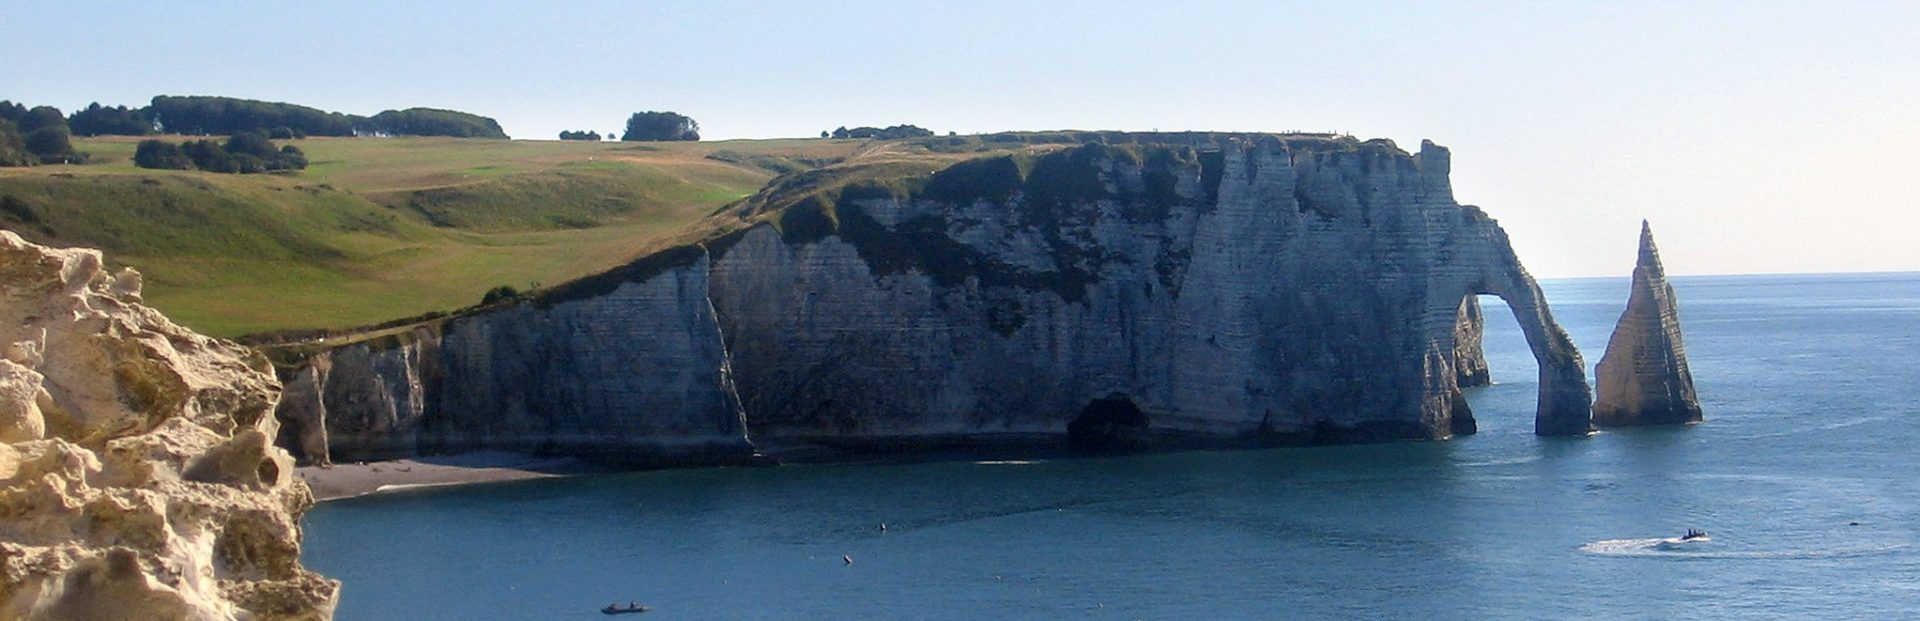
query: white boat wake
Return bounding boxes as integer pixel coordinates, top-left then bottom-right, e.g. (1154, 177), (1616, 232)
(1580, 536), (1904, 560)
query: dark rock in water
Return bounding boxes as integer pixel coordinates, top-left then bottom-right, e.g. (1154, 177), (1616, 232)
(268, 134), (1597, 466)
(1593, 221), (1703, 427)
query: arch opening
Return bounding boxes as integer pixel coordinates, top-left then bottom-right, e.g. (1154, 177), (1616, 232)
(1444, 284), (1593, 437)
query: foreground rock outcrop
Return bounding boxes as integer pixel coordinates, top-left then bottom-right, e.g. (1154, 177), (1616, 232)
(0, 231), (337, 619)
(271, 134), (1594, 465)
(1593, 221), (1703, 426)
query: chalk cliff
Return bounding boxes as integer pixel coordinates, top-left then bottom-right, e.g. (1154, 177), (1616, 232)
(271, 134), (1594, 465)
(1593, 221), (1702, 426)
(0, 231), (336, 620)
(1453, 297), (1491, 388)
(270, 249), (753, 466)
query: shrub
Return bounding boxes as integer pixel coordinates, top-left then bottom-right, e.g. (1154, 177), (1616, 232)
(832, 125), (934, 140)
(24, 128), (80, 164)
(162, 133), (308, 173)
(133, 139), (192, 170)
(481, 285), (521, 305)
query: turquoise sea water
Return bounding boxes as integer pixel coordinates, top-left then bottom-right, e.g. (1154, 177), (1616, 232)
(302, 273), (1920, 620)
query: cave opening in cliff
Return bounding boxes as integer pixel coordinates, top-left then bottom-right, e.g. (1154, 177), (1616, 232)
(1067, 395), (1151, 454)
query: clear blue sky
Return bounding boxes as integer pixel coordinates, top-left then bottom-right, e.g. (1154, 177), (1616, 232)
(4, 1), (1915, 277)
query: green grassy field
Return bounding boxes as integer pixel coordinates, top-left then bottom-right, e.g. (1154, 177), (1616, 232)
(0, 136), (866, 337)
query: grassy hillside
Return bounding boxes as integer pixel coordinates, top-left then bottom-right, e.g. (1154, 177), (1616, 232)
(0, 136), (862, 337)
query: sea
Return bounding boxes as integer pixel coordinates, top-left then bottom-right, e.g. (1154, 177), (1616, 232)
(301, 273), (1920, 620)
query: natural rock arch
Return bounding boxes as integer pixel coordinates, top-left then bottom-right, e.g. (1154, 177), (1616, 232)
(1437, 269), (1594, 437)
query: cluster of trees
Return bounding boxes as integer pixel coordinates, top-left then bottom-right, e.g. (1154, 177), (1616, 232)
(368, 108), (508, 139)
(0, 101), (84, 165)
(558, 130), (604, 141)
(146, 96), (509, 138)
(824, 125), (935, 140)
(149, 95), (360, 136)
(134, 132), (307, 173)
(622, 111), (699, 141)
(68, 103), (154, 136)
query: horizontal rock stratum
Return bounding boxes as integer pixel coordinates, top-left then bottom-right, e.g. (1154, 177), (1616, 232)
(0, 232), (337, 619)
(270, 133), (1595, 465)
(1593, 221), (1703, 426)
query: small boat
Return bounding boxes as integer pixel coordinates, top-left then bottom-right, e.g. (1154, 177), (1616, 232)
(1681, 528), (1708, 541)
(601, 603), (651, 615)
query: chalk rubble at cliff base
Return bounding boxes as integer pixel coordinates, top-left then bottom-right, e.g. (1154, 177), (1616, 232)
(0, 231), (338, 620)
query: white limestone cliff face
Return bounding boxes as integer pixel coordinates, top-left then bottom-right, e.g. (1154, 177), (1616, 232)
(711, 137), (1591, 446)
(271, 134), (1593, 465)
(271, 251), (753, 466)
(0, 231), (337, 620)
(1593, 221), (1703, 426)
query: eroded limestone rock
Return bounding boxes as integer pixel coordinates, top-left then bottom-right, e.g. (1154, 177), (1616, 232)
(1454, 297), (1491, 388)
(1593, 221), (1703, 426)
(0, 231), (337, 620)
(270, 252), (754, 466)
(271, 134), (1595, 466)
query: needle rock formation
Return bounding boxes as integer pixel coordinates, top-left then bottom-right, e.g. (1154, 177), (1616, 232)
(0, 231), (337, 620)
(1592, 221), (1703, 426)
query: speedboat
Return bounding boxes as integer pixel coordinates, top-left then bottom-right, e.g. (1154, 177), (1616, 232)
(1652, 529), (1710, 549)
(602, 603), (651, 615)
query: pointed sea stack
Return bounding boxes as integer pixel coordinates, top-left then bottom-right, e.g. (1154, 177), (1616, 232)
(1593, 221), (1703, 426)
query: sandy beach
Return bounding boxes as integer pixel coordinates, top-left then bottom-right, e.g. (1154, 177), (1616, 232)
(297, 452), (600, 501)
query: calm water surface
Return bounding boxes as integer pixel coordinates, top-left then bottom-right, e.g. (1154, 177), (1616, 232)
(303, 273), (1920, 619)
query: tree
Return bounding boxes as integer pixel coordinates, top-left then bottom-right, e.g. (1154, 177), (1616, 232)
(224, 131), (278, 159)
(821, 130), (830, 139)
(166, 133), (307, 173)
(558, 130), (601, 141)
(149, 95), (363, 136)
(621, 111), (699, 141)
(0, 101), (25, 124)
(68, 103), (153, 136)
(133, 140), (192, 170)
(368, 108), (508, 138)
(17, 106), (66, 134)
(0, 119), (31, 167)
(23, 128), (79, 164)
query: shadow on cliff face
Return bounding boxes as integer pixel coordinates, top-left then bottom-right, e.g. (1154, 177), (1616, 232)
(1067, 395), (1151, 454)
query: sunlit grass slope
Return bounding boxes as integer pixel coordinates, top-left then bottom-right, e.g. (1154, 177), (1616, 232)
(0, 136), (861, 337)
